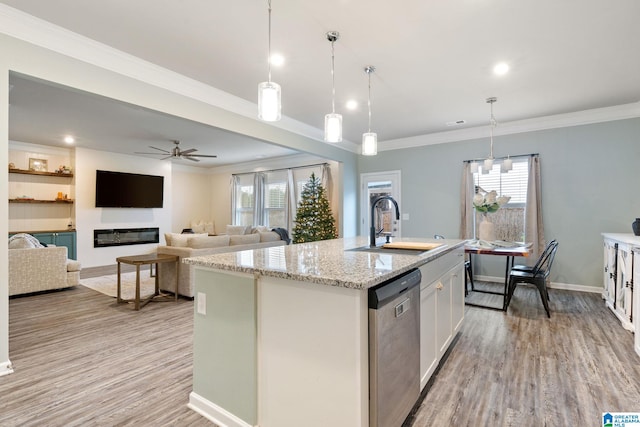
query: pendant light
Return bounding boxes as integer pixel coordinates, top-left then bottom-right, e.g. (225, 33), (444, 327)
(362, 66), (377, 156)
(501, 155), (513, 173)
(483, 97), (497, 171)
(258, 0), (281, 122)
(324, 31), (342, 143)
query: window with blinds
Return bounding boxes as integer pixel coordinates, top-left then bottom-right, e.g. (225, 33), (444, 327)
(231, 165), (325, 230)
(234, 174), (255, 226)
(473, 157), (529, 241)
(473, 158), (528, 206)
(264, 171), (287, 228)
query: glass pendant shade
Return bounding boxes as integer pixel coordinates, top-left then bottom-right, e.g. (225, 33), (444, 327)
(362, 132), (378, 156)
(483, 157), (494, 170)
(501, 157), (513, 172)
(324, 113), (343, 142)
(258, 81), (281, 122)
(470, 161), (479, 173)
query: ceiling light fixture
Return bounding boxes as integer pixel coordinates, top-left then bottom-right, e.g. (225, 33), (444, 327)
(483, 97), (498, 172)
(362, 66), (377, 156)
(493, 62), (509, 75)
(63, 135), (75, 144)
(258, 0), (281, 122)
(324, 31), (342, 143)
(345, 100), (358, 110)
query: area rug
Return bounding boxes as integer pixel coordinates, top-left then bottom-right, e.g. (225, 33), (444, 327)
(80, 270), (157, 300)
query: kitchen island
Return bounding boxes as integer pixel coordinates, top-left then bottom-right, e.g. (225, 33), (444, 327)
(184, 236), (466, 427)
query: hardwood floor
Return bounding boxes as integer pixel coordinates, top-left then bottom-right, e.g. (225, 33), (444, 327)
(414, 283), (640, 426)
(2, 282), (638, 426)
(1, 286), (213, 427)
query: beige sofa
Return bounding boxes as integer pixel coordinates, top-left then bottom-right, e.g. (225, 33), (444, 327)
(9, 246), (81, 296)
(156, 231), (286, 298)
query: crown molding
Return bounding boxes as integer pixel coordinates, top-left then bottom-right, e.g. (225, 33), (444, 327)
(208, 153), (328, 175)
(380, 102), (640, 151)
(0, 4), (362, 154)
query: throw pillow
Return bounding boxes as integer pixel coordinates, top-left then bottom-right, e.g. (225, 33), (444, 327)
(226, 225), (250, 235)
(250, 225), (269, 234)
(191, 220), (205, 234)
(229, 234), (260, 246)
(203, 221), (215, 235)
(188, 235), (230, 249)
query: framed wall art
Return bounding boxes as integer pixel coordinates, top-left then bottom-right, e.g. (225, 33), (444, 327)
(29, 158), (48, 172)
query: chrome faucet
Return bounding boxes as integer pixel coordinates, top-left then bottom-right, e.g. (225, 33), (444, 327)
(370, 195), (400, 247)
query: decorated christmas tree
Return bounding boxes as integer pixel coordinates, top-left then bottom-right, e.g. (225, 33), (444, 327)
(292, 172), (337, 243)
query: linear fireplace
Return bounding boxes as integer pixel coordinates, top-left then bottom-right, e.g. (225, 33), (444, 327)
(94, 227), (159, 248)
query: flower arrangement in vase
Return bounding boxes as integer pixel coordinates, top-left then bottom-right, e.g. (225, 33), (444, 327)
(473, 190), (510, 241)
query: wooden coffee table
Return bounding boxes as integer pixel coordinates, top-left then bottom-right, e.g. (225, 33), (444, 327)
(116, 253), (179, 310)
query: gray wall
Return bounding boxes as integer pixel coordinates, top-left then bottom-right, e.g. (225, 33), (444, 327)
(358, 118), (640, 289)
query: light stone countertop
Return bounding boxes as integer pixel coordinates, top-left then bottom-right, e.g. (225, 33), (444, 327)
(184, 236), (466, 290)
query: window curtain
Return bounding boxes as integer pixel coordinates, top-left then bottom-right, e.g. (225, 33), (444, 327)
(459, 162), (475, 239)
(230, 175), (239, 224)
(524, 154), (544, 259)
(286, 169), (296, 232)
(253, 172), (265, 226)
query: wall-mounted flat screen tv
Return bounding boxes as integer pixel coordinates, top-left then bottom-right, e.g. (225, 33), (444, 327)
(95, 170), (164, 208)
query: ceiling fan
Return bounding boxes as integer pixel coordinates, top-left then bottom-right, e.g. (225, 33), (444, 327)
(135, 140), (217, 162)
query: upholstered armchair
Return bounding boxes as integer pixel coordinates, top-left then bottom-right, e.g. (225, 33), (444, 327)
(8, 246), (81, 296)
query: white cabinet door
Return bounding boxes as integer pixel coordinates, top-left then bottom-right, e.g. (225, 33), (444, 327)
(616, 244), (633, 322)
(603, 239), (617, 304)
(436, 276), (452, 357)
(450, 263), (465, 335)
(634, 249), (640, 357)
(419, 279), (437, 390)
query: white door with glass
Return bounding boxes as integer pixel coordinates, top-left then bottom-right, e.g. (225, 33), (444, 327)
(360, 171), (401, 239)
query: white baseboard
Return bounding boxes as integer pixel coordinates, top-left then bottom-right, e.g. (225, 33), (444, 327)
(188, 392), (254, 427)
(473, 275), (603, 294)
(0, 360), (14, 377)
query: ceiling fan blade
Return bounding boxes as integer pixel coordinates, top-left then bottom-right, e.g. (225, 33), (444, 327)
(148, 145), (170, 154)
(135, 151), (166, 155)
(180, 148), (197, 155)
(188, 154), (218, 158)
(183, 156), (200, 162)
(160, 155), (174, 160)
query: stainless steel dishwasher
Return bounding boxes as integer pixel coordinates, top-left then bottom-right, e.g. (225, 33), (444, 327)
(369, 268), (421, 427)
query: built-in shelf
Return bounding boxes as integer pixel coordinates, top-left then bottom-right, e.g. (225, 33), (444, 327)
(9, 168), (74, 178)
(9, 199), (74, 204)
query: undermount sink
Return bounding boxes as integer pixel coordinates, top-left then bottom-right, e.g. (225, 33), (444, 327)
(346, 246), (430, 256)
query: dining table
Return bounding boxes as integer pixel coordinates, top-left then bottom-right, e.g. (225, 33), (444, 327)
(464, 242), (531, 311)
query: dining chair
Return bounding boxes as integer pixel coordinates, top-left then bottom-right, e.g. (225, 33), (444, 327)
(434, 234), (474, 295)
(511, 239), (557, 273)
(505, 240), (558, 317)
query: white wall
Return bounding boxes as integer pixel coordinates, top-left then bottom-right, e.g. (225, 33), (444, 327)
(75, 147), (172, 268)
(171, 165), (212, 232)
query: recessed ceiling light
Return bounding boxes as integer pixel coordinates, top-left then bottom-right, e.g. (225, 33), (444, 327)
(493, 62), (509, 75)
(270, 54), (285, 67)
(345, 100), (358, 110)
(63, 135), (75, 144)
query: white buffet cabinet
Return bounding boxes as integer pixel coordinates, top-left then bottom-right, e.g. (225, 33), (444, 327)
(634, 247), (640, 357)
(602, 233), (639, 332)
(184, 237), (466, 427)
